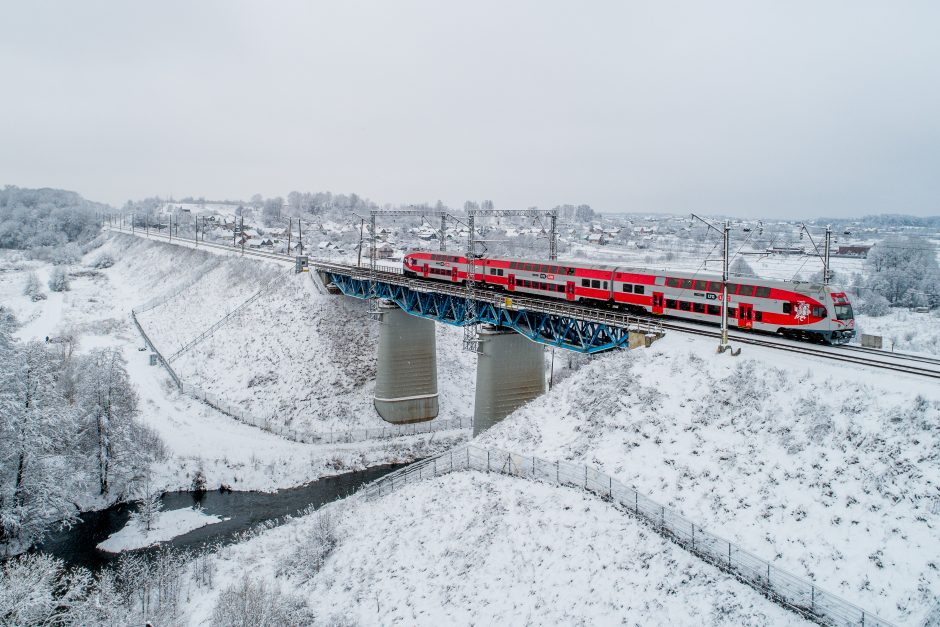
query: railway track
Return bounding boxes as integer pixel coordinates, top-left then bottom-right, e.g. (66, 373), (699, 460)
(107, 226), (940, 379)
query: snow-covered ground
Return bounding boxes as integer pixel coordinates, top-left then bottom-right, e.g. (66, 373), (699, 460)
(102, 233), (478, 433)
(477, 333), (940, 624)
(97, 507), (222, 553)
(856, 309), (940, 356)
(180, 472), (808, 626)
(0, 239), (466, 495)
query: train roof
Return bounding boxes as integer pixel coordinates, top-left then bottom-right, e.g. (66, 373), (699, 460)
(405, 250), (838, 294)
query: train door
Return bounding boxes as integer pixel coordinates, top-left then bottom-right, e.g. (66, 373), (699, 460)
(738, 303), (753, 329)
(566, 281), (575, 301)
(451, 266), (458, 282)
(652, 292), (664, 314)
(508, 274), (516, 292)
(422, 263), (429, 278)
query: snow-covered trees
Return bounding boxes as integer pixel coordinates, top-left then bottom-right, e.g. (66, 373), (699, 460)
(867, 237), (940, 308)
(0, 313), (160, 552)
(210, 577), (316, 627)
(48, 267), (70, 292)
(0, 339), (79, 548)
(133, 477), (163, 533)
(0, 186), (104, 250)
(0, 553), (97, 626)
(76, 349), (140, 496)
(22, 271), (46, 301)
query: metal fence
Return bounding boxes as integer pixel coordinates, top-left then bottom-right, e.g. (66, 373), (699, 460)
(179, 381), (468, 445)
(130, 309), (182, 389)
(359, 444), (895, 627)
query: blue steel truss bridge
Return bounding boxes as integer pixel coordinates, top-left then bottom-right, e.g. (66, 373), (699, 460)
(312, 260), (664, 354)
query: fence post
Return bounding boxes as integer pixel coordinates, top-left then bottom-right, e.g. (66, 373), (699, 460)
(661, 506), (664, 529)
(728, 543), (732, 568)
(635, 492), (638, 515)
(487, 450), (490, 472)
(692, 524), (695, 550)
(556, 460), (559, 483)
(811, 586), (814, 611)
(508, 453), (512, 474)
(450, 449), (454, 472)
(767, 563), (770, 587)
(434, 460), (437, 476)
(609, 477), (612, 498)
(467, 447), (470, 468)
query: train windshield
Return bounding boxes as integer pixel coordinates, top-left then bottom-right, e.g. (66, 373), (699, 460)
(834, 304), (853, 320)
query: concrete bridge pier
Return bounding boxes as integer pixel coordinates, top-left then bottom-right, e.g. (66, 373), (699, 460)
(473, 325), (546, 436)
(374, 301), (440, 424)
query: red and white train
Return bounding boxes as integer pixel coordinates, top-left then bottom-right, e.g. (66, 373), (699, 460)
(403, 250), (856, 344)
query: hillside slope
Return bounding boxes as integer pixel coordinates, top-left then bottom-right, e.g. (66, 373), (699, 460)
(478, 334), (940, 624)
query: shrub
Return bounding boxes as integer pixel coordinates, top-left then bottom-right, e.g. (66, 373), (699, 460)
(48, 267), (70, 292)
(22, 271), (46, 301)
(210, 577), (316, 627)
(91, 252), (114, 268)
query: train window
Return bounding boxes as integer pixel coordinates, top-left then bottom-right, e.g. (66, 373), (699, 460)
(679, 301), (692, 311)
(666, 278), (679, 288)
(707, 282), (722, 293)
(707, 305), (720, 315)
(726, 283), (738, 294)
(692, 303), (705, 314)
(755, 311), (763, 322)
(566, 268), (574, 275)
(582, 279), (590, 287)
(694, 280), (707, 291)
(666, 299), (677, 309)
(635, 285), (645, 294)
(603, 281), (608, 289)
(679, 279), (692, 289)
(739, 285), (756, 297)
(835, 304), (853, 320)
(812, 306), (827, 318)
(540, 265), (549, 273)
(783, 302), (791, 314)
(499, 269), (505, 276)
(591, 280), (601, 289)
(622, 284), (633, 293)
(755, 286), (771, 298)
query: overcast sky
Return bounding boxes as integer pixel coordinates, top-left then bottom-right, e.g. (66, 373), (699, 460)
(1, 1), (938, 217)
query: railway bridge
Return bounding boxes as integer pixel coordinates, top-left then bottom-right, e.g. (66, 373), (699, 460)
(312, 260), (664, 433)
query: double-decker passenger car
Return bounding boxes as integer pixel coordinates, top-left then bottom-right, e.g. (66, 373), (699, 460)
(403, 251), (855, 344)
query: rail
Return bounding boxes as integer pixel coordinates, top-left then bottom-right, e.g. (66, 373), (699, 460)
(109, 226), (939, 376)
(359, 444), (895, 627)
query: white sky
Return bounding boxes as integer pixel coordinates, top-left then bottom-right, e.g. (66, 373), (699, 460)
(1, 1), (938, 217)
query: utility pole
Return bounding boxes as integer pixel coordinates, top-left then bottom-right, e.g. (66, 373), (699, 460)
(287, 218), (292, 256)
(721, 220), (730, 347)
(297, 220), (303, 255)
(549, 210), (558, 261)
(799, 223), (833, 285)
(691, 214), (732, 352)
(440, 214), (447, 252)
(240, 215), (244, 255)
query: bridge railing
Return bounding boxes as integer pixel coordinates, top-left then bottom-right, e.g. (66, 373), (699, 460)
(360, 443), (895, 627)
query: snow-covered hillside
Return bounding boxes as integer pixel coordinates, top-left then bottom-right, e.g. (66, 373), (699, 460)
(182, 472), (808, 626)
(477, 333), (940, 624)
(0, 237), (466, 494)
(99, 234), (477, 432)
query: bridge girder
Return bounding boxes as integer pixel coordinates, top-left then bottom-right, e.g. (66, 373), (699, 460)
(327, 273), (643, 353)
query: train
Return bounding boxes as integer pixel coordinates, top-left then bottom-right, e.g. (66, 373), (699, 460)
(403, 250), (856, 344)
